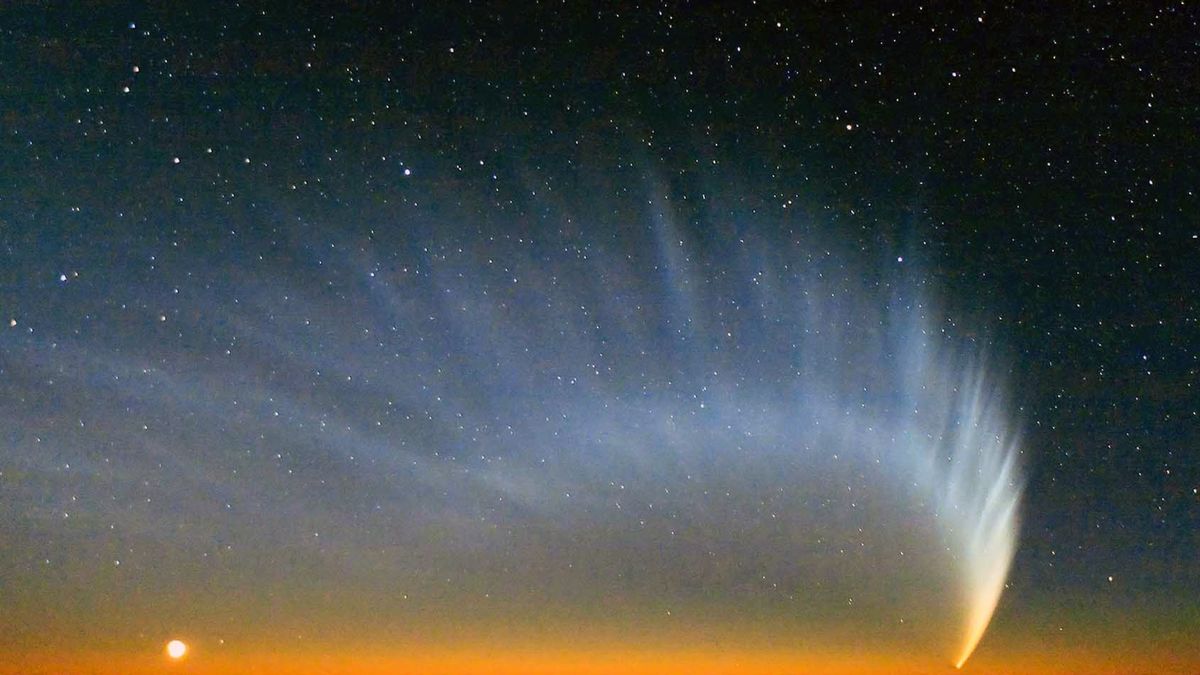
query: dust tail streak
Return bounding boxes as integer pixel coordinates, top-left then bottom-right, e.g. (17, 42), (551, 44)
(915, 364), (1022, 669)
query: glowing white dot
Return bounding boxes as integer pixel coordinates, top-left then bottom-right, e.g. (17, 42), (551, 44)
(166, 639), (187, 659)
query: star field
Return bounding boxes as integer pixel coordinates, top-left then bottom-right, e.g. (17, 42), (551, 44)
(0, 3), (1197, 674)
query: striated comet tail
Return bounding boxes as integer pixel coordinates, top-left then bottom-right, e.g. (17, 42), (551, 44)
(925, 370), (1023, 669)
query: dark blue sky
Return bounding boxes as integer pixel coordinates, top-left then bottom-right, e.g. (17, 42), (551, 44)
(0, 1), (1195, 669)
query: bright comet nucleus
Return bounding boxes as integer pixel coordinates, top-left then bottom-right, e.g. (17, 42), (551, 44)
(165, 639), (187, 660)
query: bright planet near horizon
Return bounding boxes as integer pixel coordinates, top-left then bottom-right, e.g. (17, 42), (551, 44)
(0, 2), (1196, 675)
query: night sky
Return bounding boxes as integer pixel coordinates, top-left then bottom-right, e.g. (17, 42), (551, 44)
(1, 3), (1197, 675)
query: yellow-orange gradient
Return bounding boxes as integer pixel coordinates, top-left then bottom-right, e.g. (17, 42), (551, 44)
(3, 645), (1199, 675)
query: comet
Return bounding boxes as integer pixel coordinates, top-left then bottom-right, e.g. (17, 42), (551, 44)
(643, 213), (1026, 668)
(915, 365), (1023, 669)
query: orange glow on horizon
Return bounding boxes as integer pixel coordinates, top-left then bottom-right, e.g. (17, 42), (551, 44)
(3, 644), (1198, 675)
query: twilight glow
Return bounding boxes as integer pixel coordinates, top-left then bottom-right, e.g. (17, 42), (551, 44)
(5, 3), (1197, 674)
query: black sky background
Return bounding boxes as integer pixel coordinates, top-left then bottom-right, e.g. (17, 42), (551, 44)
(1, 0), (1197, 639)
